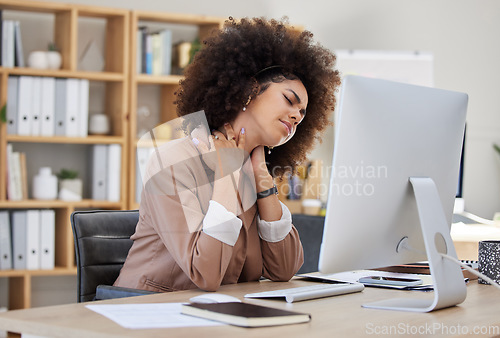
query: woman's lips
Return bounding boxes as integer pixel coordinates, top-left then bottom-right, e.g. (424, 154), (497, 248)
(280, 120), (292, 135)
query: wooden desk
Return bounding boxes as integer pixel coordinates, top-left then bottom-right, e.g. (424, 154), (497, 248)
(0, 279), (499, 337)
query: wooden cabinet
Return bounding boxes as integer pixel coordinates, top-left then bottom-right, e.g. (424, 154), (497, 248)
(127, 11), (224, 209)
(0, 0), (129, 309)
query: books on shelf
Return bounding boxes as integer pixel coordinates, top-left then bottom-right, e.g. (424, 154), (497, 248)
(13, 21), (25, 67)
(2, 20), (14, 68)
(1, 19), (24, 67)
(6, 143), (27, 201)
(181, 302), (311, 327)
(7, 75), (89, 137)
(1, 209), (56, 271)
(137, 27), (172, 75)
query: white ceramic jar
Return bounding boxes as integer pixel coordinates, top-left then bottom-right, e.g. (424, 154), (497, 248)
(89, 114), (110, 135)
(27, 51), (49, 69)
(46, 51), (62, 70)
(32, 167), (58, 200)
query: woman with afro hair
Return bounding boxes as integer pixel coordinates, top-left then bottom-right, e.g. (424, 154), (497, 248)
(114, 17), (341, 292)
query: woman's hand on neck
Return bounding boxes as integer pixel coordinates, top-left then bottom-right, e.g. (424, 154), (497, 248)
(224, 118), (261, 154)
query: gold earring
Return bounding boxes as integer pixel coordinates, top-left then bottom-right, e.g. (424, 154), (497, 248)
(242, 96), (252, 111)
(268, 146), (274, 155)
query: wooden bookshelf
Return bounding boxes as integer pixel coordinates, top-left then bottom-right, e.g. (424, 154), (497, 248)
(0, 0), (129, 310)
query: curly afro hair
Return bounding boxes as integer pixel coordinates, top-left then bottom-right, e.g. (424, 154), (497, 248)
(175, 17), (341, 177)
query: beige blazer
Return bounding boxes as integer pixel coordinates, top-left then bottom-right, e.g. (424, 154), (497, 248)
(114, 137), (304, 292)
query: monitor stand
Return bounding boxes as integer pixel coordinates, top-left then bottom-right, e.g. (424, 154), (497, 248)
(362, 177), (467, 312)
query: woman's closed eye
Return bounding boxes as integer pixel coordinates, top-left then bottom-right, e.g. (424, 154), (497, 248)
(284, 90), (307, 118)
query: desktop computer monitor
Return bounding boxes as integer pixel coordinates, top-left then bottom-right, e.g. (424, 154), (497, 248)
(318, 75), (468, 312)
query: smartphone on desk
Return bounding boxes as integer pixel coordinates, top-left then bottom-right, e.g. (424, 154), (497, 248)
(358, 276), (423, 286)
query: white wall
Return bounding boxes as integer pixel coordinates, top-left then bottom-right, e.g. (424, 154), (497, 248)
(4, 0), (499, 307)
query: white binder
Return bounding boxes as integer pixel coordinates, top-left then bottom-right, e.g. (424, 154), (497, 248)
(54, 78), (67, 136)
(107, 144), (122, 202)
(30, 76), (42, 136)
(40, 77), (56, 137)
(6, 76), (19, 135)
(78, 79), (89, 137)
(17, 76), (33, 136)
(2, 20), (14, 68)
(0, 211), (12, 270)
(39, 209), (55, 270)
(12, 210), (27, 270)
(26, 209), (41, 270)
(92, 144), (108, 200)
(161, 29), (172, 75)
(65, 78), (79, 137)
(13, 21), (24, 67)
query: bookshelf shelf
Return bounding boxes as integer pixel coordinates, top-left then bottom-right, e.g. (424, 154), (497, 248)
(0, 267), (77, 278)
(0, 199), (123, 209)
(0, 0), (73, 13)
(136, 74), (183, 85)
(0, 68), (126, 81)
(0, 0), (129, 310)
(5, 135), (125, 144)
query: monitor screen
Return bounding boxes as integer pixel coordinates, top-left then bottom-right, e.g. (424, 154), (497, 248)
(318, 76), (468, 311)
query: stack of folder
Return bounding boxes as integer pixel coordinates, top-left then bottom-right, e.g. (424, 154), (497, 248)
(0, 209), (55, 271)
(6, 76), (89, 138)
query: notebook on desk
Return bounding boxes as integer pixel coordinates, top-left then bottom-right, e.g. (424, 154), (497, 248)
(181, 302), (311, 327)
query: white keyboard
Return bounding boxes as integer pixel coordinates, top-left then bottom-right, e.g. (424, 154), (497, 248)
(244, 282), (364, 303)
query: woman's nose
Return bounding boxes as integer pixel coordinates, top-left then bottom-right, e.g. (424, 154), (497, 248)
(289, 109), (303, 125)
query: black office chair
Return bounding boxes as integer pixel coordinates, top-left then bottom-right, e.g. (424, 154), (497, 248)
(71, 209), (157, 302)
(292, 214), (325, 274)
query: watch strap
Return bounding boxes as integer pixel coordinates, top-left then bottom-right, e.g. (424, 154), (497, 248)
(256, 185), (278, 199)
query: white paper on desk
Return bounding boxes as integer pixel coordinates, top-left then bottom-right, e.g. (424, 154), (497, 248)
(86, 303), (224, 329)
